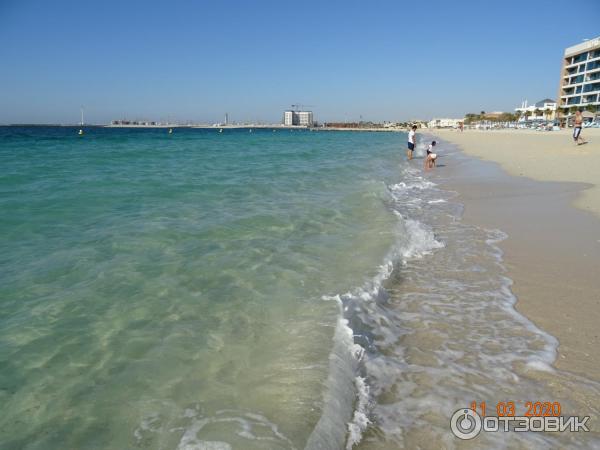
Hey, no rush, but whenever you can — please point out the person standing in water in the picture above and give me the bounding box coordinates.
[573,110,587,145]
[407,125,417,160]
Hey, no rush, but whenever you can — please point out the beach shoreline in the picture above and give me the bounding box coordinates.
[429,129,600,381]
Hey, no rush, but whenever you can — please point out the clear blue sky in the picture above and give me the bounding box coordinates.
[1,0,599,124]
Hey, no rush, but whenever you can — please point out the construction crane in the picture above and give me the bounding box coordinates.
[291,104,315,111]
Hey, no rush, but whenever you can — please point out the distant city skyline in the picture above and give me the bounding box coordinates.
[1,0,599,124]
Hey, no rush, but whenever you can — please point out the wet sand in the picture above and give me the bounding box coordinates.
[430,130,600,381]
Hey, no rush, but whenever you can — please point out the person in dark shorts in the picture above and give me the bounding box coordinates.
[407,125,417,160]
[573,110,587,145]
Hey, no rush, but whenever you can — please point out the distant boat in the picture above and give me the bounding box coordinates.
[249,129,253,133]
[219,129,223,133]
[78,129,84,136]
[168,128,173,134]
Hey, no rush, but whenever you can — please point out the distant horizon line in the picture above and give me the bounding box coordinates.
[0,119,439,127]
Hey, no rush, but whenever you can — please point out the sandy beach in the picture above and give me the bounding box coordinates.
[432,128,600,381]
[435,128,600,218]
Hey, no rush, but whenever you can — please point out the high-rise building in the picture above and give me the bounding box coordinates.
[283,110,314,127]
[296,111,313,126]
[557,37,600,123]
[283,111,294,126]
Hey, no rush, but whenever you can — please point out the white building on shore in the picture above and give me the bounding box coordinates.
[427,118,463,128]
[515,99,557,121]
[283,110,314,127]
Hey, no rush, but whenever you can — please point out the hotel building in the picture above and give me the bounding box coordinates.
[283,110,314,127]
[427,118,463,128]
[557,37,600,121]
[515,99,557,121]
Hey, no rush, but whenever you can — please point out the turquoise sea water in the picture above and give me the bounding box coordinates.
[0,127,404,449]
[6,127,600,449]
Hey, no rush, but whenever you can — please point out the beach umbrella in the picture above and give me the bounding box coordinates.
[581,111,594,118]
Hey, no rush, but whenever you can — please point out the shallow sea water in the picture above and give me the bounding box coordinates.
[1,127,599,449]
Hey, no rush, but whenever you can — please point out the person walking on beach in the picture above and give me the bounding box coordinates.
[407,125,417,160]
[573,110,587,145]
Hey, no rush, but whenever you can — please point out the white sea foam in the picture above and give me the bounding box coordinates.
[399,219,444,259]
[312,172,450,450]
[134,405,296,450]
[133,411,161,441]
[390,180,436,192]
[525,360,555,373]
[304,312,365,450]
[345,376,370,450]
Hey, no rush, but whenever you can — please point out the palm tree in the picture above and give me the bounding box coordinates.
[465,113,478,124]
[556,106,564,123]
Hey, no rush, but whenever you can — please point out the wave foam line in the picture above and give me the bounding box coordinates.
[306,224,444,449]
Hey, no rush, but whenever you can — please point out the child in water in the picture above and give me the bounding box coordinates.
[424,141,437,170]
